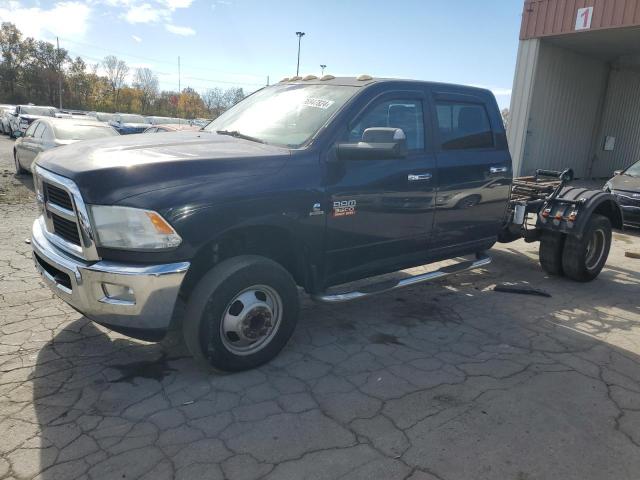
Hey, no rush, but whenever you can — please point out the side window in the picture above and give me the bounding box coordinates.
[350,99,425,151]
[435,102,493,150]
[24,122,38,137]
[33,123,46,139]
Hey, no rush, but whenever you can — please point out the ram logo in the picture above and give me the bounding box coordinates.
[333,200,357,217]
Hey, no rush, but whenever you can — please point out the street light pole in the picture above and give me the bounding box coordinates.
[295,31,305,76]
[320,64,326,76]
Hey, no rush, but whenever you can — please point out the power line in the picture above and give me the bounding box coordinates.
[58,36,266,80]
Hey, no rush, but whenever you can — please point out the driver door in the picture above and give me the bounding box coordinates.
[324,92,437,284]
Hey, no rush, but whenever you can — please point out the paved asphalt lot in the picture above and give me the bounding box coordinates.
[0,135,639,480]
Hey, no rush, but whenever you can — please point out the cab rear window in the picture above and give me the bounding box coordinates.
[436,102,493,150]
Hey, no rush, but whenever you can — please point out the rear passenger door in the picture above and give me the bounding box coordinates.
[430,92,511,252]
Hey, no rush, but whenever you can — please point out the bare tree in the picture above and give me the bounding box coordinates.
[103,55,128,110]
[133,67,158,113]
[202,87,225,117]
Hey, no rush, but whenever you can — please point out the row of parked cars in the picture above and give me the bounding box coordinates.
[1,103,208,174]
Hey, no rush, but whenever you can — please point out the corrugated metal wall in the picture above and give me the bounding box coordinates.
[507,39,540,176]
[521,0,640,39]
[593,68,640,176]
[521,41,608,177]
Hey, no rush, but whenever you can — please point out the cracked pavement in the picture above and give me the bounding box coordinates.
[0,137,639,479]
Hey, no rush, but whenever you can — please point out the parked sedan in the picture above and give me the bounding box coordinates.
[143,123,200,133]
[109,113,150,134]
[604,160,640,227]
[0,106,15,135]
[13,118,119,174]
[8,105,58,138]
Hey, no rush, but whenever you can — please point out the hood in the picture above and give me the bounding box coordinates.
[35,130,290,204]
[609,174,640,193]
[19,114,46,122]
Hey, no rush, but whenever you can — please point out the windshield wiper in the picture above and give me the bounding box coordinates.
[216,130,265,144]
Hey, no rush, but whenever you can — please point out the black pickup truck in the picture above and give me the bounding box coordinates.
[30,76,623,371]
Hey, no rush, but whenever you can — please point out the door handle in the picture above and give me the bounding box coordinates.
[408,173,432,182]
[489,166,508,174]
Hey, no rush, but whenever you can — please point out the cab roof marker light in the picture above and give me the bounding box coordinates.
[303,75,318,81]
[279,77,290,83]
[357,74,373,81]
[290,76,302,81]
[320,75,335,81]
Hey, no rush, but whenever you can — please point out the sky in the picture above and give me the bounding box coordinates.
[0,0,523,108]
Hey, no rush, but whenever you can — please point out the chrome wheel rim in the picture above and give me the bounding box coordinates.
[585,228,606,271]
[220,285,283,355]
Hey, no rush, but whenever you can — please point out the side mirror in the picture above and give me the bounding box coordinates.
[13,131,23,138]
[337,127,408,161]
[614,170,623,176]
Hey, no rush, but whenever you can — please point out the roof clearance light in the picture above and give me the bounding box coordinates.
[320,75,335,81]
[303,75,318,81]
[280,77,290,83]
[357,74,373,81]
[290,76,302,81]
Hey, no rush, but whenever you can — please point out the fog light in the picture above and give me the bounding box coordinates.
[102,283,135,303]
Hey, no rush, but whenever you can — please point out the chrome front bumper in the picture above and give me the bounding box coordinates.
[31,217,189,338]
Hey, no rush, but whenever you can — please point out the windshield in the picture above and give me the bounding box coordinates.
[119,114,146,123]
[22,106,55,116]
[625,160,640,177]
[205,84,358,147]
[54,124,119,140]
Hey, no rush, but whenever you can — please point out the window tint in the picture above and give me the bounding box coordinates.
[436,102,493,150]
[350,99,424,150]
[33,123,46,138]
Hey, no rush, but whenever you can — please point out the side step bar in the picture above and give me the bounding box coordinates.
[312,252,491,303]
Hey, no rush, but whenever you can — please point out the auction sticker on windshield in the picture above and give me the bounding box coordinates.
[304,98,335,109]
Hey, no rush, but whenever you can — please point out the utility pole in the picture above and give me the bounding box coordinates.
[177,56,181,119]
[56,37,62,109]
[295,31,305,76]
[320,64,326,76]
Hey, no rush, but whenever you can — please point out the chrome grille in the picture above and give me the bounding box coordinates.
[34,166,99,261]
[45,183,74,210]
[51,212,81,245]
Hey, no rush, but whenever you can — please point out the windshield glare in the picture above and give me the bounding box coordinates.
[206,84,358,147]
[54,124,118,140]
[22,106,55,116]
[625,160,640,177]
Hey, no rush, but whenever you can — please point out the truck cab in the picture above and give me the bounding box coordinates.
[30,76,617,371]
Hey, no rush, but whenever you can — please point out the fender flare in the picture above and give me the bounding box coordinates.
[540,187,623,237]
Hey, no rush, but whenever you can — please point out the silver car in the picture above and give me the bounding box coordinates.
[13,118,119,174]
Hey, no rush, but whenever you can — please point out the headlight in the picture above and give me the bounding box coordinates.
[89,205,182,250]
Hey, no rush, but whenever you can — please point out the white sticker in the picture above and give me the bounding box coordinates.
[303,98,335,109]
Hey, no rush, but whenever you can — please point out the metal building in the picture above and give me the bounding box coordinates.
[508,0,640,178]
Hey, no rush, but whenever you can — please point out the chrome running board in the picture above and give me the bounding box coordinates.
[312,253,491,303]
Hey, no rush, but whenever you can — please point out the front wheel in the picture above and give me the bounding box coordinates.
[182,255,300,371]
[562,214,612,282]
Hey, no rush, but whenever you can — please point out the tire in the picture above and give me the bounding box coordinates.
[539,230,565,276]
[562,214,612,282]
[14,150,27,175]
[182,255,300,372]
